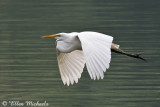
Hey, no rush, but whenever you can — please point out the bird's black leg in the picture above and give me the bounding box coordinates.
[111,49,146,61]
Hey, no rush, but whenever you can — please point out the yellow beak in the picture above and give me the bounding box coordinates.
[41,34,58,38]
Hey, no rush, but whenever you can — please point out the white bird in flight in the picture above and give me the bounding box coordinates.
[41,31,145,86]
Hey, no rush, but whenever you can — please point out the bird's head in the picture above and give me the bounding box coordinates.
[41,33,68,40]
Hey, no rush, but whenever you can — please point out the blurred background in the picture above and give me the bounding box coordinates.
[0,0,160,107]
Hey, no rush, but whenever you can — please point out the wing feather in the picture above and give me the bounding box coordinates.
[78,31,113,80]
[92,55,104,79]
[57,50,85,86]
[65,55,78,84]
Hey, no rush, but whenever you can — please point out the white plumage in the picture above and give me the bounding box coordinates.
[57,50,85,86]
[42,31,113,86]
[78,32,113,80]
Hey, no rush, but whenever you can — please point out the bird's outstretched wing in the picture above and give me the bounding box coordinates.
[57,50,85,86]
[78,31,113,80]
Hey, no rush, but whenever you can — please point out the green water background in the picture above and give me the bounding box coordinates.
[0,0,160,107]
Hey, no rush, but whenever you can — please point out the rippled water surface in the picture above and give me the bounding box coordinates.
[0,0,160,107]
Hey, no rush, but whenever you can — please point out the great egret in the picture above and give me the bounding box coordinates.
[41,31,145,86]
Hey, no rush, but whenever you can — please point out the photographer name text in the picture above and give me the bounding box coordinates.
[2,100,49,106]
